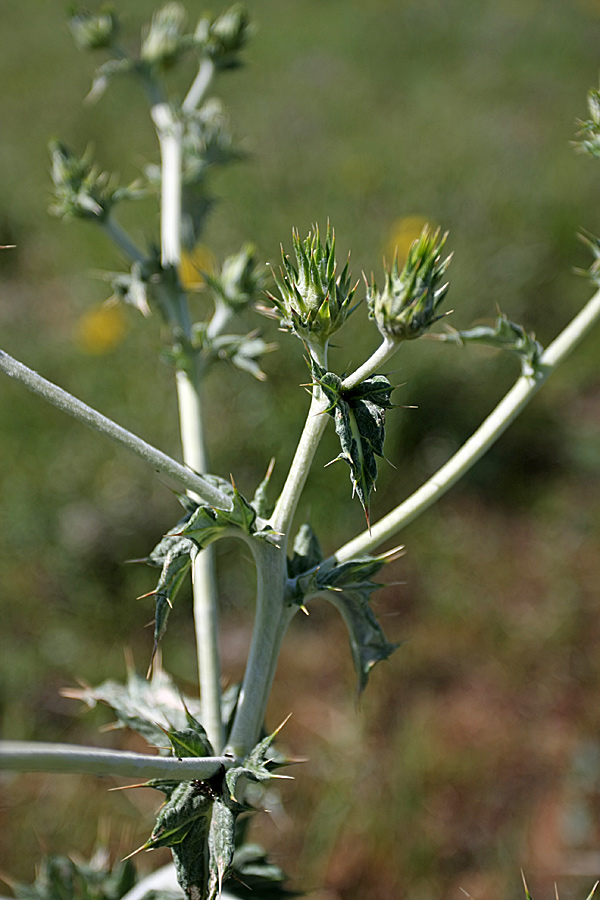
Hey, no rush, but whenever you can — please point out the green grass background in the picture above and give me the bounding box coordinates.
[3,1,600,897]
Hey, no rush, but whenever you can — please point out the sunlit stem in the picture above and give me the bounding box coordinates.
[269,342,330,542]
[335,287,600,561]
[153,98,223,752]
[341,335,398,390]
[0,741,232,781]
[0,349,231,509]
[183,58,215,112]
[225,541,292,758]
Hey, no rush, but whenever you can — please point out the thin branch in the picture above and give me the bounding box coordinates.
[0,741,231,781]
[335,286,600,562]
[269,344,330,540]
[0,349,232,511]
[183,58,215,112]
[341,335,398,390]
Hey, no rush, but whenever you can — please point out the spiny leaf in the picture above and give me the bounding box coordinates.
[292,552,402,692]
[166,708,213,758]
[287,523,324,579]
[8,851,136,900]
[313,361,395,523]
[63,665,202,749]
[437,314,543,377]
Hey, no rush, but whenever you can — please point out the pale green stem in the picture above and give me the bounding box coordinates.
[269,344,330,539]
[0,742,231,780]
[225,540,290,758]
[335,286,600,562]
[341,335,398,390]
[153,97,224,752]
[0,349,231,509]
[206,299,234,340]
[101,216,146,264]
[176,363,223,753]
[183,58,215,112]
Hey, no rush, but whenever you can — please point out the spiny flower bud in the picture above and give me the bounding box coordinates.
[68,5,118,51]
[268,224,358,348]
[194,5,250,69]
[141,2,187,69]
[367,225,452,342]
[48,141,143,222]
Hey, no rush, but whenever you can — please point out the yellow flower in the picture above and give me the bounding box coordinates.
[179,244,216,290]
[75,304,128,355]
[386,215,431,265]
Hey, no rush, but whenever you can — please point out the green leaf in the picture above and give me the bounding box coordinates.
[437,313,543,376]
[227,843,302,898]
[287,523,324,579]
[65,665,203,749]
[292,553,401,692]
[167,708,213,758]
[9,850,136,900]
[314,362,395,523]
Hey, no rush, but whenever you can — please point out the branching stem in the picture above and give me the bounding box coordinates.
[341,335,398,390]
[335,286,600,561]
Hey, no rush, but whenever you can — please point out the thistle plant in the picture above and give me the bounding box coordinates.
[3,5,600,899]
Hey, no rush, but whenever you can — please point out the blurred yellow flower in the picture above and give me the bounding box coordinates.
[75,304,128,355]
[179,244,216,290]
[386,215,432,264]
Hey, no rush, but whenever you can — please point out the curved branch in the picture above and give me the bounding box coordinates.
[335,286,600,561]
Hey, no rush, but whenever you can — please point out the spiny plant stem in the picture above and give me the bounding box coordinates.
[153,96,224,752]
[335,286,600,561]
[0,741,231,780]
[0,349,231,509]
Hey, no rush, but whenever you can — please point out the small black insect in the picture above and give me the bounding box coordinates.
[191,764,225,801]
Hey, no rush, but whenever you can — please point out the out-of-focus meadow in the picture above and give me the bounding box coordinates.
[3,0,600,897]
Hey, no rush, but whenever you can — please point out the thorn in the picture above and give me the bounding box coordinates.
[300,605,309,615]
[272,712,293,736]
[378,544,406,563]
[121,841,147,861]
[108,782,152,792]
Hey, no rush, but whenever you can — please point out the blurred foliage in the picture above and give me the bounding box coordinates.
[3,0,600,898]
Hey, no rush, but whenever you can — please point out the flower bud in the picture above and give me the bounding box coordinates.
[367,225,452,342]
[141,2,187,69]
[268,224,357,348]
[68,6,118,51]
[195,5,250,69]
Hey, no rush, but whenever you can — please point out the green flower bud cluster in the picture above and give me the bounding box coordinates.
[367,225,452,342]
[204,244,266,311]
[48,142,143,222]
[268,225,357,348]
[139,2,248,72]
[68,5,118,51]
[195,4,250,70]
